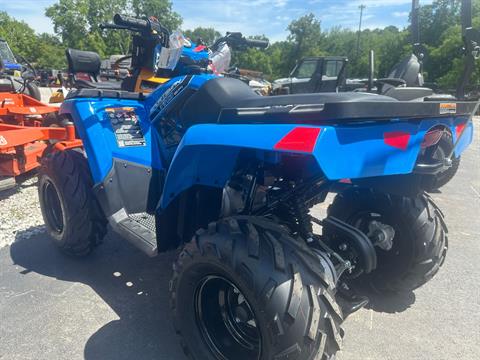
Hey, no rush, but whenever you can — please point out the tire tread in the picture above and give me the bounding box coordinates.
[170,216,344,360]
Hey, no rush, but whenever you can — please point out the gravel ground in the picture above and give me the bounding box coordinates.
[0,86,63,248]
[0,176,44,249]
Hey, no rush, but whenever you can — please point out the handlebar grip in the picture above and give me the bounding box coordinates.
[244,39,269,49]
[113,14,149,30]
[100,23,128,30]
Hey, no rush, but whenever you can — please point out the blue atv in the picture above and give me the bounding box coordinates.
[38,14,478,360]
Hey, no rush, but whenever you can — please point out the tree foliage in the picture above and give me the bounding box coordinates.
[45,0,181,56]
[0,0,478,91]
[233,0,479,89]
[0,11,66,69]
[183,27,221,45]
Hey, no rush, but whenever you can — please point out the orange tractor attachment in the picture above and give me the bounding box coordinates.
[0,93,82,190]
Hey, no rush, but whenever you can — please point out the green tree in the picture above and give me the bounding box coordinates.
[184,27,221,45]
[430,7,480,89]
[0,11,38,61]
[286,13,323,70]
[0,12,66,69]
[234,36,273,77]
[3,0,479,89]
[417,0,461,47]
[45,0,91,50]
[46,0,182,56]
[35,33,67,69]
[130,0,182,30]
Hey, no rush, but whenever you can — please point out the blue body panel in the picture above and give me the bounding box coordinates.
[60,73,474,210]
[3,61,22,71]
[181,45,209,62]
[159,118,472,207]
[454,120,473,157]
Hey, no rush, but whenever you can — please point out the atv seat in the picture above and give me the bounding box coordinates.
[177,77,471,126]
[375,54,436,101]
[66,48,122,90]
[179,77,397,126]
[382,87,434,101]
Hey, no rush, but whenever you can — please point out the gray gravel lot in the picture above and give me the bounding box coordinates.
[0,177,44,249]
[0,118,479,360]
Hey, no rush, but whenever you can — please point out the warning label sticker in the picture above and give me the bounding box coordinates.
[106,107,146,148]
[439,103,457,115]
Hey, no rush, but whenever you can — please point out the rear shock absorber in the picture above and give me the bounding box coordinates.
[292,196,314,242]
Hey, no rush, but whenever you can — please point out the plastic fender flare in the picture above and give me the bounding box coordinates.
[159,117,471,208]
[159,123,315,209]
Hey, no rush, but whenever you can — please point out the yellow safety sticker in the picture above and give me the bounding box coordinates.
[439,103,457,114]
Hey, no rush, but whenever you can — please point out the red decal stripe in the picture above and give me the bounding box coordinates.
[274,127,322,153]
[194,45,207,52]
[383,131,410,150]
[455,123,466,139]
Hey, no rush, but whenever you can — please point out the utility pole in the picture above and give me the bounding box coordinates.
[411,0,420,45]
[356,4,366,58]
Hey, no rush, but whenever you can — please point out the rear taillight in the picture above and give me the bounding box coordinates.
[456,123,466,138]
[274,127,322,153]
[421,129,444,149]
[383,131,411,150]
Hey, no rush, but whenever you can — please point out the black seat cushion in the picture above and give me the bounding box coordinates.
[66,48,122,90]
[179,77,396,126]
[66,48,102,76]
[387,54,422,87]
[383,87,434,101]
[379,54,423,94]
[74,79,122,90]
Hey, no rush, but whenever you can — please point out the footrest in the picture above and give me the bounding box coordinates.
[114,212,157,257]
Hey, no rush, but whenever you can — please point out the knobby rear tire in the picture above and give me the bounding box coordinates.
[328,188,448,294]
[170,216,344,360]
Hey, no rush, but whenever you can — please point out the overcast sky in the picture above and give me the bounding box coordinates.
[3,0,433,42]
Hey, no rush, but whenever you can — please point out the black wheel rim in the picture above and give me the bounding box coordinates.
[194,276,261,360]
[42,180,64,233]
[432,143,446,161]
[431,144,450,181]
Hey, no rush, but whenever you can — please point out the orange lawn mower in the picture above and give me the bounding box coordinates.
[0,92,82,191]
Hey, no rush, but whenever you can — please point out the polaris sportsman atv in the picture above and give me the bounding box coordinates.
[38,12,478,360]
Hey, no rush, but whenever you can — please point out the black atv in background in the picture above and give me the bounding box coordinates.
[271,56,350,95]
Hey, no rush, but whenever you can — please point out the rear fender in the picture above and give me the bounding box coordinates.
[161,116,473,209]
[452,119,473,157]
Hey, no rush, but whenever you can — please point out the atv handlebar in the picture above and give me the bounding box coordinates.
[212,32,269,51]
[113,14,149,31]
[99,23,130,31]
[243,38,269,49]
[101,14,170,40]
